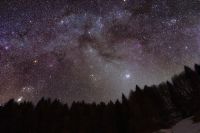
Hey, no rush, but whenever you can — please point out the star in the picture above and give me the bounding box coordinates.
[60,20,64,24]
[125,74,131,79]
[17,96,23,103]
[5,46,9,50]
[33,60,39,64]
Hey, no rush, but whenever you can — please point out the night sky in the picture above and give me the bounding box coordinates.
[0,0,200,104]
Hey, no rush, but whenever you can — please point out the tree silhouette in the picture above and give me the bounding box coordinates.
[0,64,200,133]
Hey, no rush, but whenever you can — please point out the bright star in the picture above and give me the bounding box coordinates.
[33,60,38,64]
[60,20,64,24]
[17,96,23,103]
[125,74,131,79]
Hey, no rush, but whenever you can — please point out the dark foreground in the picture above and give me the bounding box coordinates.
[1,64,200,133]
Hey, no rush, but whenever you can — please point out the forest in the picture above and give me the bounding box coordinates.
[1,64,200,133]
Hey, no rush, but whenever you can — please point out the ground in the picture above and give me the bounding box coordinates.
[155,117,200,133]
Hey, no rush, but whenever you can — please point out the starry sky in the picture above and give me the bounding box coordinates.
[0,0,200,104]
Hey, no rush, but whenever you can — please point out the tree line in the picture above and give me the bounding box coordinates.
[1,64,200,133]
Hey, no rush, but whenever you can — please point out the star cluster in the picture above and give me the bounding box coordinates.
[0,0,200,104]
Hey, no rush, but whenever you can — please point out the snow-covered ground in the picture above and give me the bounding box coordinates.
[172,117,200,133]
[155,117,200,133]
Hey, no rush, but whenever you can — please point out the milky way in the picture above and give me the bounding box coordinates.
[0,0,200,104]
